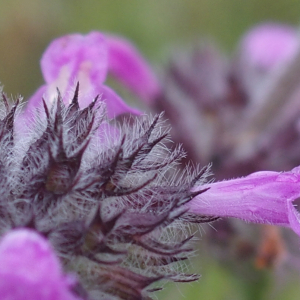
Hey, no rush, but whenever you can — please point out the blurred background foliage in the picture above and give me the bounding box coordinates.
[1,1,300,299]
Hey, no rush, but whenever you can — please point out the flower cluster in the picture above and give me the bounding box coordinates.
[152,22,300,269]
[154,23,300,178]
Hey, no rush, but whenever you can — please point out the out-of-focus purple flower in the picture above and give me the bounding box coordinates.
[234,23,300,104]
[188,167,300,237]
[26,31,159,118]
[0,229,81,300]
[239,23,299,71]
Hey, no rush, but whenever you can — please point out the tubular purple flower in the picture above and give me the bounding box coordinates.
[0,229,81,300]
[188,167,300,237]
[26,31,158,118]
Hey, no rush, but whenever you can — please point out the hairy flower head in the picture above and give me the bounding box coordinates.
[0,87,214,300]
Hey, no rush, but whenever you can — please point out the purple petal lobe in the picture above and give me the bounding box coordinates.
[188,170,300,236]
[0,229,81,300]
[41,32,108,86]
[101,85,141,118]
[107,35,160,104]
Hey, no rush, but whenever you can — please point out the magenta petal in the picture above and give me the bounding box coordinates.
[107,35,160,104]
[41,32,108,88]
[101,85,141,118]
[0,229,81,300]
[188,170,300,236]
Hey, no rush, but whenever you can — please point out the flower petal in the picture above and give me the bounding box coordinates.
[188,170,300,236]
[100,85,141,118]
[107,35,160,104]
[0,229,81,300]
[41,32,108,94]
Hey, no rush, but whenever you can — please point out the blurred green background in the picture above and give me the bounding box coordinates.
[1,1,300,299]
[1,0,300,99]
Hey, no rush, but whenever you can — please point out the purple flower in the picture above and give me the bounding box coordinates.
[239,23,298,71]
[188,167,300,236]
[25,31,159,118]
[0,229,81,300]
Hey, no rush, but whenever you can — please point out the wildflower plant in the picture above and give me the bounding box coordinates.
[3,28,300,300]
